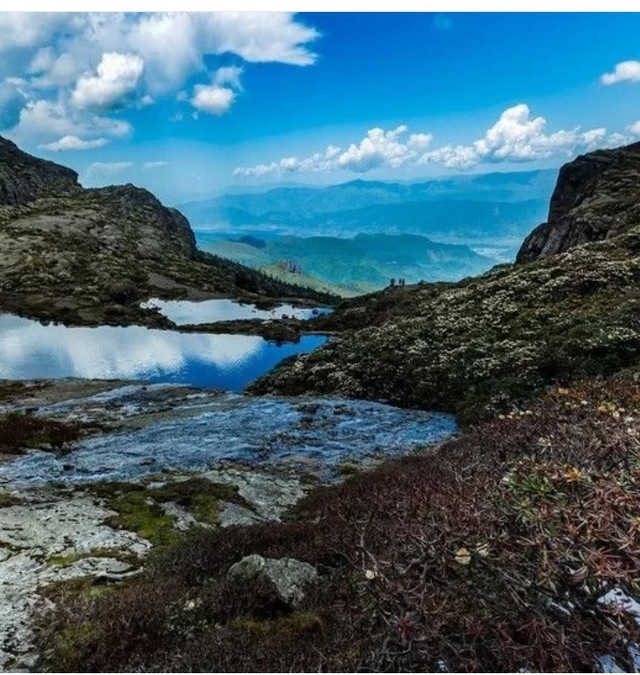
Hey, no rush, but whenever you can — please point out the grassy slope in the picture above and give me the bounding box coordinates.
[203,233,494,296]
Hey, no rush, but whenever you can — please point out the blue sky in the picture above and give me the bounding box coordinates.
[1,12,640,203]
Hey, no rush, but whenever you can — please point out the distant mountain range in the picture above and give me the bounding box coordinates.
[182,170,556,216]
[184,170,556,294]
[198,232,495,296]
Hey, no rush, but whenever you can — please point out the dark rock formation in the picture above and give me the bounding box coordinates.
[517,141,640,262]
[0,136,79,205]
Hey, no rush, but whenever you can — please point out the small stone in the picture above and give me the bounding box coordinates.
[454,547,471,566]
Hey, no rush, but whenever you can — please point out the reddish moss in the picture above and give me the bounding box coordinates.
[0,412,81,454]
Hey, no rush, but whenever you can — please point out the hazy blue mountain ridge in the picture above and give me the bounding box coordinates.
[199,232,495,295]
[181,170,557,219]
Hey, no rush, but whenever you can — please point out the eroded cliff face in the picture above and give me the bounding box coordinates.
[0,137,80,205]
[517,141,640,262]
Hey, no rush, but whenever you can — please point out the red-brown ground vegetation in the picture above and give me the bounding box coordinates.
[37,372,640,671]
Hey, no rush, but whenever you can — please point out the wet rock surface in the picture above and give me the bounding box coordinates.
[0,379,456,670]
[0,383,455,487]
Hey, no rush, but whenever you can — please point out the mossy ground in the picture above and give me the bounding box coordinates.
[46,548,141,569]
[87,477,254,545]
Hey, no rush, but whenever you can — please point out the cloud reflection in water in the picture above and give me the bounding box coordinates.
[0,315,326,391]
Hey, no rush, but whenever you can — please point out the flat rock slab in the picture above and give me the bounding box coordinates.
[0,495,148,555]
[203,467,307,522]
[0,489,149,670]
[219,501,265,528]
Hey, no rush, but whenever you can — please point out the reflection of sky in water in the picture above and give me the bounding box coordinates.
[141,298,325,326]
[0,315,326,391]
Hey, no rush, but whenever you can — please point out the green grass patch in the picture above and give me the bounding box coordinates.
[46,547,141,568]
[89,477,253,544]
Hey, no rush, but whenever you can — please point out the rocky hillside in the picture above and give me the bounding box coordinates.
[517,141,640,262]
[252,141,640,423]
[0,137,336,327]
[0,138,80,204]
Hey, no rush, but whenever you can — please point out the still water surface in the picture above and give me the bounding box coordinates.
[0,314,325,391]
[141,298,326,326]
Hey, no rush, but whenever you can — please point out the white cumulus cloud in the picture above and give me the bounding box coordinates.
[39,135,108,151]
[234,127,432,177]
[198,12,318,66]
[234,104,626,178]
[601,61,640,85]
[191,85,236,116]
[422,105,610,168]
[213,65,243,90]
[337,126,432,172]
[468,104,606,164]
[14,100,78,140]
[71,52,145,111]
[28,48,79,89]
[190,65,244,116]
[86,161,133,177]
[0,12,320,146]
[0,13,69,52]
[628,120,640,136]
[418,144,479,169]
[6,98,131,149]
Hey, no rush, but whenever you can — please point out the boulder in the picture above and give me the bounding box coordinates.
[227,554,317,607]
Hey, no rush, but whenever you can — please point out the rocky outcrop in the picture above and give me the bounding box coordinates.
[517,141,640,262]
[83,183,197,261]
[0,136,335,327]
[0,137,79,205]
[227,554,317,607]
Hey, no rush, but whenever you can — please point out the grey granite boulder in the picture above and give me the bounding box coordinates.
[227,554,317,607]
